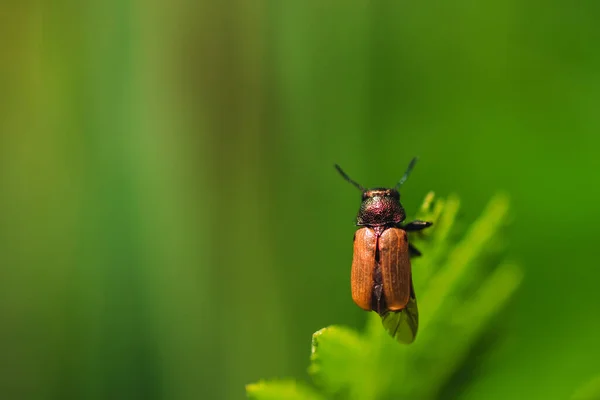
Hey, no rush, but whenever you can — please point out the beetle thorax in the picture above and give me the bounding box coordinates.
[356,188,406,226]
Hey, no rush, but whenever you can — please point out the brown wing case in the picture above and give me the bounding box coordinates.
[351,227,377,311]
[378,227,411,311]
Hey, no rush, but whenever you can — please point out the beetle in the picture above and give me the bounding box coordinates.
[335,157,432,343]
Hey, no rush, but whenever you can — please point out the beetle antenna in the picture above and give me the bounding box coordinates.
[334,164,365,191]
[395,157,418,190]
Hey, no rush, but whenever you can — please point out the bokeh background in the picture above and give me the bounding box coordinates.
[2,1,600,399]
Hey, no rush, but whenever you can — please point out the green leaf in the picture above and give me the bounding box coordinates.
[308,326,363,394]
[246,380,325,400]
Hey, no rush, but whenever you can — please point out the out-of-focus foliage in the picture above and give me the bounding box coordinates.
[571,375,600,400]
[248,194,522,399]
[1,1,600,399]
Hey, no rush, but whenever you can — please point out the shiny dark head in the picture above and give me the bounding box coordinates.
[357,188,405,226]
[335,158,418,227]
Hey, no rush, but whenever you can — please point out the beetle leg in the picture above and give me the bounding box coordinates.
[403,220,433,232]
[408,243,422,257]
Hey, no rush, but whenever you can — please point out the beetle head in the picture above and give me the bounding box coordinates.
[335,157,418,227]
[357,188,405,226]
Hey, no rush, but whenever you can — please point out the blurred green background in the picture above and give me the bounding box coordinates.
[2,1,600,399]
